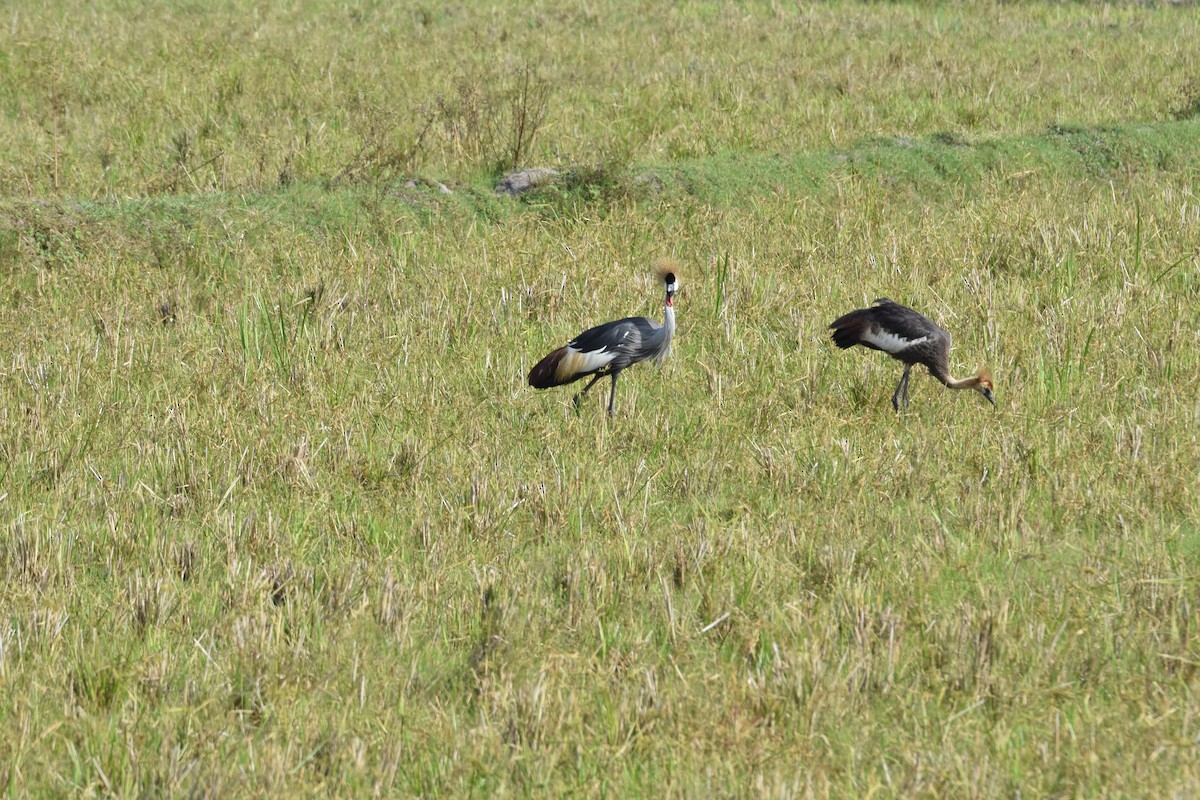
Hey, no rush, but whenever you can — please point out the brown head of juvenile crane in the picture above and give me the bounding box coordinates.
[528,262,679,417]
[830,298,994,411]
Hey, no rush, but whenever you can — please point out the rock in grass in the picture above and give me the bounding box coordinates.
[495,168,560,196]
[404,178,453,194]
[633,173,664,192]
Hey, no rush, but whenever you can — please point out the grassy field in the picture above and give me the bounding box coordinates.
[2,1,1200,797]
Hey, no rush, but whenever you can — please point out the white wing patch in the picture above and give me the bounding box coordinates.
[556,346,617,381]
[862,329,928,354]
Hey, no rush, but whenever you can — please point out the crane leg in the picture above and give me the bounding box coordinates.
[892,364,912,412]
[607,373,620,417]
[573,373,604,409]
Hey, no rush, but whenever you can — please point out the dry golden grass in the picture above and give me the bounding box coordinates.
[1,1,1200,797]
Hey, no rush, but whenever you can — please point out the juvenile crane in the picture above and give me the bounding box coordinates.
[528,264,679,416]
[830,298,994,411]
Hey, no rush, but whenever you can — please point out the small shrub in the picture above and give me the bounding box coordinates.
[429,64,551,173]
[330,101,433,186]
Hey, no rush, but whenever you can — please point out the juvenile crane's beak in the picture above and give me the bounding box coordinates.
[982,387,995,407]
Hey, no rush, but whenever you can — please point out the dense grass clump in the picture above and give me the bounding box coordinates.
[2,2,1200,797]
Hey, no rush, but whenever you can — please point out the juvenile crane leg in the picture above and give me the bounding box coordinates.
[573,373,605,409]
[892,364,913,412]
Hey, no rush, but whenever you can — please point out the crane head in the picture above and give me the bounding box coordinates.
[655,259,680,305]
[976,370,995,406]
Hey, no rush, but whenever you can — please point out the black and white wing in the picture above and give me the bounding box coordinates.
[528,317,648,388]
[860,299,948,354]
[831,298,948,357]
[568,316,645,364]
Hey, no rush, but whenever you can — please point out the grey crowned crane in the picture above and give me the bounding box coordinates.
[830,298,994,411]
[528,264,679,416]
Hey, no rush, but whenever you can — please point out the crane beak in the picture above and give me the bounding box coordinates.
[982,387,995,407]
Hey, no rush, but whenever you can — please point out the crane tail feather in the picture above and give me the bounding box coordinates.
[528,347,569,388]
[529,345,618,388]
[829,309,870,349]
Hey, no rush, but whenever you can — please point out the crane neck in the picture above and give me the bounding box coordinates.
[662,296,676,337]
[645,295,676,367]
[943,374,981,390]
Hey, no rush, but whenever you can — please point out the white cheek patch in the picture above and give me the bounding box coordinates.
[862,329,928,353]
